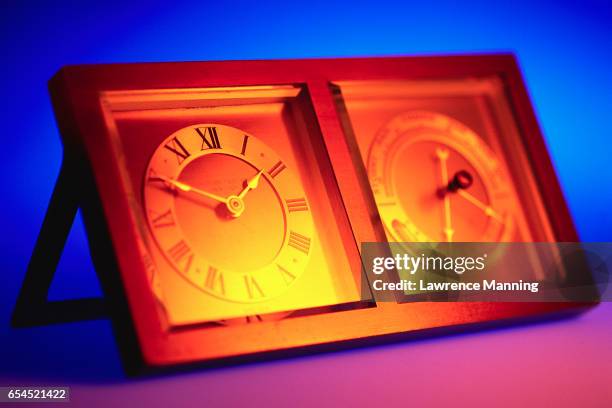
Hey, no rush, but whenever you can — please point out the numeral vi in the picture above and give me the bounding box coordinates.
[244,275,265,299]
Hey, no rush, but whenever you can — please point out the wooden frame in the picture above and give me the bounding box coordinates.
[13,55,591,373]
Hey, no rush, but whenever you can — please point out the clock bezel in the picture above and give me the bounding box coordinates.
[142,123,316,305]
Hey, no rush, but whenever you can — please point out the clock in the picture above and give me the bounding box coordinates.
[101,85,362,326]
[16,56,591,373]
[143,123,314,303]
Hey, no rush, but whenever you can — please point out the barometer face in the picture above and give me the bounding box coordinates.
[368,111,515,243]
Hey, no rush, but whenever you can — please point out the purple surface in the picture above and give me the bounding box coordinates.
[2,1,611,406]
[3,304,611,407]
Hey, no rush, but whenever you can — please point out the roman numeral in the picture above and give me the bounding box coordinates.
[195,126,222,150]
[268,161,286,178]
[243,275,264,299]
[151,209,174,228]
[288,231,311,254]
[142,252,155,275]
[164,137,190,164]
[240,135,249,155]
[277,264,296,285]
[286,198,308,213]
[204,266,225,295]
[246,315,263,323]
[167,240,194,273]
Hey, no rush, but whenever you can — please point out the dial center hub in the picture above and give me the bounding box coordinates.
[226,195,245,217]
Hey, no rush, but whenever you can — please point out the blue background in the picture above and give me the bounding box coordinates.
[1,0,611,405]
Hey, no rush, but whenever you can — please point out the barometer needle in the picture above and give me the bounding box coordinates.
[456,190,504,223]
[436,148,454,242]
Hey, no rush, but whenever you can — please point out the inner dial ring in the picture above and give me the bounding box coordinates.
[368,111,515,242]
[143,123,314,303]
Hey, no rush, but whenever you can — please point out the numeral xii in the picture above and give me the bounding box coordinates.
[195,126,222,150]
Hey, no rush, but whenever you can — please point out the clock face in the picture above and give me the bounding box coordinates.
[368,111,515,242]
[143,124,314,303]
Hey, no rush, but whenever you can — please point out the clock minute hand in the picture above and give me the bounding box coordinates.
[157,174,229,204]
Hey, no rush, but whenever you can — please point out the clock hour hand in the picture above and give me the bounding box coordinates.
[156,174,229,204]
[237,169,264,199]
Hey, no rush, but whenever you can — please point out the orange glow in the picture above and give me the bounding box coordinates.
[367,111,515,242]
[335,79,554,244]
[44,57,584,369]
[104,86,361,325]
